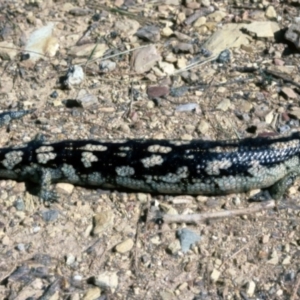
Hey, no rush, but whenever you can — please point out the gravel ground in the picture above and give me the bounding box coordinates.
[1,0,300,299]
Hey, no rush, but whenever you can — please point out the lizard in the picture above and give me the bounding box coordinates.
[0,109,299,203]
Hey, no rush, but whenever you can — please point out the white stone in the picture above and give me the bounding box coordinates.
[201,0,210,7]
[159,61,175,75]
[265,5,277,19]
[94,272,118,292]
[247,281,256,296]
[115,238,134,253]
[211,269,221,282]
[161,27,173,37]
[193,16,207,27]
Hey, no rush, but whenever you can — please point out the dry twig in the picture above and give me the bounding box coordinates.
[162,200,275,224]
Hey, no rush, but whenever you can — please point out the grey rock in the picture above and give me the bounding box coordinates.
[177,228,201,253]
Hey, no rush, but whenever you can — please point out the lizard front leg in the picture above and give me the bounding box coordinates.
[38,168,59,204]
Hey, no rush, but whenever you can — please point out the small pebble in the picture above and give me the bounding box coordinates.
[211,268,221,282]
[177,228,201,253]
[66,254,76,265]
[82,287,101,300]
[170,86,189,97]
[115,238,134,253]
[14,197,25,211]
[73,274,83,281]
[16,243,26,252]
[93,271,119,291]
[216,49,231,63]
[176,103,198,112]
[93,210,114,236]
[147,85,169,99]
[33,226,41,233]
[247,280,256,296]
[50,90,58,98]
[41,210,59,222]
[232,197,241,206]
[168,240,181,255]
[277,125,290,134]
[99,60,116,72]
[136,25,160,42]
[92,13,101,21]
[60,65,84,88]
[200,47,212,57]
